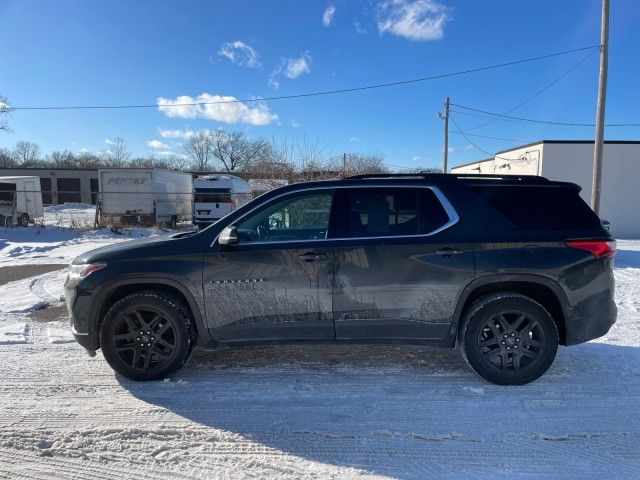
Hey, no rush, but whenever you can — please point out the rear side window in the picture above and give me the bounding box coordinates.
[472,186,601,231]
[341,187,450,238]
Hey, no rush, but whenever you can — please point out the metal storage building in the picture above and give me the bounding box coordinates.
[451,140,640,238]
[0,167,98,205]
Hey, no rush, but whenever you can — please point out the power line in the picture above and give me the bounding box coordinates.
[463,48,598,132]
[452,103,640,127]
[10,45,600,111]
[449,114,526,161]
[450,131,528,142]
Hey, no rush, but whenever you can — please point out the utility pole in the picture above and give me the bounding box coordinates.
[343,152,347,177]
[591,0,609,215]
[441,97,450,173]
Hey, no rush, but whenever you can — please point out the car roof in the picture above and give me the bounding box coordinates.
[265,174,580,195]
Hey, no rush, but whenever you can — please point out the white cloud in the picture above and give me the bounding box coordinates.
[290,119,301,128]
[284,54,312,78]
[322,5,336,26]
[377,0,450,41]
[156,93,278,126]
[349,137,360,143]
[269,53,312,89]
[155,150,187,159]
[147,140,171,150]
[354,20,367,34]
[104,139,114,145]
[218,41,261,68]
[158,128,196,139]
[412,155,423,161]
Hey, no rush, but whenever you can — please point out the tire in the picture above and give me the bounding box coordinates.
[100,290,195,381]
[18,213,30,227]
[460,293,558,385]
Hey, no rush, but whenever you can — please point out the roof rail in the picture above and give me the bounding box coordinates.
[344,172,551,183]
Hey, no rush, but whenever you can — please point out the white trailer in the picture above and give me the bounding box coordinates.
[0,176,44,227]
[98,169,193,228]
[193,174,253,228]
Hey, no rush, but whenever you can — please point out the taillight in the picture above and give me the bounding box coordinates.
[566,240,616,258]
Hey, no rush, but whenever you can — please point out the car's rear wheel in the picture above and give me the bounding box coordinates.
[100,290,195,381]
[461,293,558,385]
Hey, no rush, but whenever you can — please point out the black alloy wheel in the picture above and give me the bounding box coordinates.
[461,293,558,385]
[111,307,178,372]
[478,311,545,373]
[100,291,194,381]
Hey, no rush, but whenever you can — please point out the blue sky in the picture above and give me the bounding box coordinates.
[0,0,638,170]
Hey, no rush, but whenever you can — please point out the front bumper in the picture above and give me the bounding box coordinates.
[71,326,99,354]
[65,280,100,355]
[565,298,617,345]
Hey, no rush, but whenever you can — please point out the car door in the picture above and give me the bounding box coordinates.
[331,185,474,340]
[203,189,336,343]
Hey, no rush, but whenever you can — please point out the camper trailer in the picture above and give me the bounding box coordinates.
[193,175,253,228]
[0,176,44,227]
[97,169,193,228]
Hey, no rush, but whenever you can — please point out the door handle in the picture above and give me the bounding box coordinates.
[299,253,327,261]
[434,248,465,257]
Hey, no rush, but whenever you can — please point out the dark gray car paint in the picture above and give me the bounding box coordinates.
[66,177,616,354]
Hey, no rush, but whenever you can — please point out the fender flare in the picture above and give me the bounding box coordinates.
[450,273,569,340]
[90,275,209,346]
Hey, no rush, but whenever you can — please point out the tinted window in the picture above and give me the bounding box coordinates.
[344,188,450,238]
[472,186,601,230]
[236,193,332,243]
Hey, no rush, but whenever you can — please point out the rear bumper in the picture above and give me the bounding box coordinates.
[565,298,617,345]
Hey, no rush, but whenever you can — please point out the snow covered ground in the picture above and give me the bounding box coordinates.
[0,225,167,267]
[0,226,639,479]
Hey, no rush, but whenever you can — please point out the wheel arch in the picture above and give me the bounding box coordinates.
[453,275,569,345]
[91,277,208,349]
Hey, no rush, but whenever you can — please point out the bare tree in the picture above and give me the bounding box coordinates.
[336,152,388,177]
[13,141,42,166]
[47,150,77,168]
[211,130,270,172]
[184,131,213,171]
[101,137,130,167]
[166,154,189,171]
[0,148,17,167]
[0,95,10,132]
[76,152,102,169]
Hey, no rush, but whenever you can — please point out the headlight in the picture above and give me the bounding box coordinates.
[68,263,107,281]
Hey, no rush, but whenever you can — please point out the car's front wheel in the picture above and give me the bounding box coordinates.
[100,290,195,381]
[461,293,558,385]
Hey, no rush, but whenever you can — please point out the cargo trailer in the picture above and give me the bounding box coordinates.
[0,176,44,227]
[97,169,193,228]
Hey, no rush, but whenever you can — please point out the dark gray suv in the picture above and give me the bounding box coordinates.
[65,173,617,385]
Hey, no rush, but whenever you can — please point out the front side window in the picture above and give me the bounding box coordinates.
[235,192,333,243]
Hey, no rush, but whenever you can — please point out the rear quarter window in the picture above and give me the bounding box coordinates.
[472,185,602,231]
[333,187,451,238]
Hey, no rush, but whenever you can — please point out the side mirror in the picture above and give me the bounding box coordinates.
[218,225,239,245]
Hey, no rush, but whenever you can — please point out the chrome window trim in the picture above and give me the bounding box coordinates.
[211,184,459,247]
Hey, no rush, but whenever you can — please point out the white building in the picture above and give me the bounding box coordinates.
[451,140,640,238]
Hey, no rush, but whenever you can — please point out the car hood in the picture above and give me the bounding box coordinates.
[72,231,199,264]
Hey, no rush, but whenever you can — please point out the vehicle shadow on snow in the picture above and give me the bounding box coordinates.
[119,342,640,478]
[615,248,640,268]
